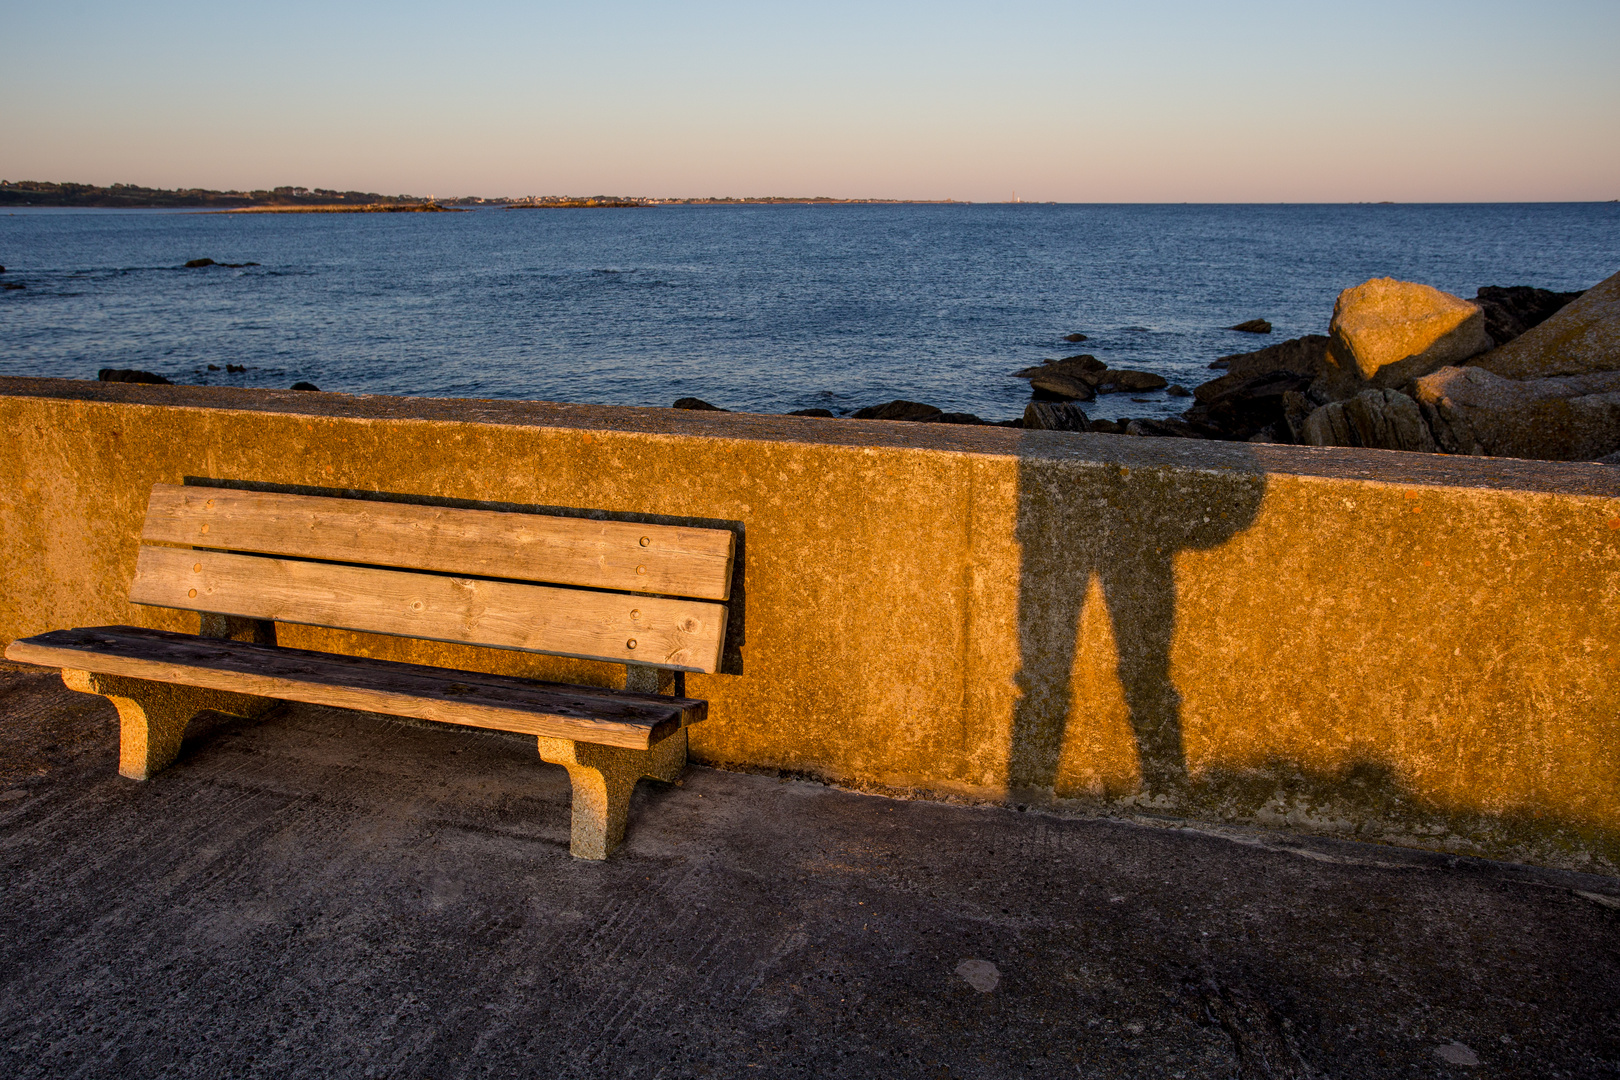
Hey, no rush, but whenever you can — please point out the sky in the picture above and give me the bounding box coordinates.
[3,0,1618,202]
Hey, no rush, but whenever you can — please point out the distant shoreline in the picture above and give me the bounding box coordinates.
[221,203,460,214]
[0,180,975,210]
[0,181,442,211]
[9,181,1610,212]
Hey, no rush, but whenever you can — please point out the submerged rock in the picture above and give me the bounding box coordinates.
[1166,384,1191,397]
[787,408,835,418]
[1315,278,1492,397]
[290,381,320,391]
[1228,319,1272,334]
[97,368,171,384]
[184,258,216,268]
[672,397,728,411]
[852,400,942,421]
[1063,332,1088,342]
[1023,401,1091,432]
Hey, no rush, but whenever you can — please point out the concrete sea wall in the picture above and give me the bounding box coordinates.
[3,377,1618,872]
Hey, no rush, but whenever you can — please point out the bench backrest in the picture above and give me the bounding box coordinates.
[129,485,735,673]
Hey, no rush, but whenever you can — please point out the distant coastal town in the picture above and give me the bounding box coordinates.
[0,180,971,211]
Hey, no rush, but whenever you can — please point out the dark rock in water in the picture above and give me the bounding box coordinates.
[1058,353,1106,369]
[183,257,258,269]
[1095,370,1168,393]
[1228,319,1273,334]
[1210,334,1330,379]
[1188,369,1315,441]
[2,282,24,290]
[97,368,171,384]
[1166,384,1191,397]
[673,397,727,411]
[787,408,835,418]
[1023,401,1090,432]
[206,364,220,371]
[226,363,246,373]
[1012,354,1105,379]
[1029,372,1096,401]
[1125,418,1207,439]
[0,265,6,273]
[1474,285,1585,346]
[1063,332,1088,342]
[290,381,320,391]
[933,412,987,425]
[1087,418,1125,434]
[852,400,943,422]
[994,417,1025,428]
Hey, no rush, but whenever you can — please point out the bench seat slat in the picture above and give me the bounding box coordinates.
[5,626,705,750]
[141,485,736,600]
[131,546,727,673]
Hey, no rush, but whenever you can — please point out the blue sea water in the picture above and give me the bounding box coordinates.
[1,203,1616,423]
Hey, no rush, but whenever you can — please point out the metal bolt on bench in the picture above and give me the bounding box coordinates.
[5,484,735,860]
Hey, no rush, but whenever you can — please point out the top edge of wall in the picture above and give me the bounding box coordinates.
[4,376,1617,498]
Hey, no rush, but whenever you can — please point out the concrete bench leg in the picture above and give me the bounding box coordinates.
[59,669,273,780]
[537,730,688,860]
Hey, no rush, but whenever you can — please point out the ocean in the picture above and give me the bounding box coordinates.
[1,203,1616,424]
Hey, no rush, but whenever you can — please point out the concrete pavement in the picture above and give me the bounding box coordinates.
[1,660,1617,1079]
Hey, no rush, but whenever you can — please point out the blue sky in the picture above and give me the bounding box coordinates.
[3,0,1617,201]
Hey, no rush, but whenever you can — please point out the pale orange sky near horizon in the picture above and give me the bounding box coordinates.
[3,0,1618,202]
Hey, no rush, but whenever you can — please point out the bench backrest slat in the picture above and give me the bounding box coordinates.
[141,485,735,601]
[130,546,728,673]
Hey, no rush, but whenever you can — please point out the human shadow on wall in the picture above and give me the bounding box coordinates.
[1009,438,1267,800]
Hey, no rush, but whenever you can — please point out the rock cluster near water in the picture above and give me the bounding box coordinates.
[1160,271,1615,462]
[98,368,172,384]
[672,268,1615,463]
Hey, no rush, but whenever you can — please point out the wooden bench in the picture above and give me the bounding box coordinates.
[4,484,735,859]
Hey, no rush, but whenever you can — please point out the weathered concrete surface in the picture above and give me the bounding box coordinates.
[2,378,1619,874]
[2,662,1618,1079]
